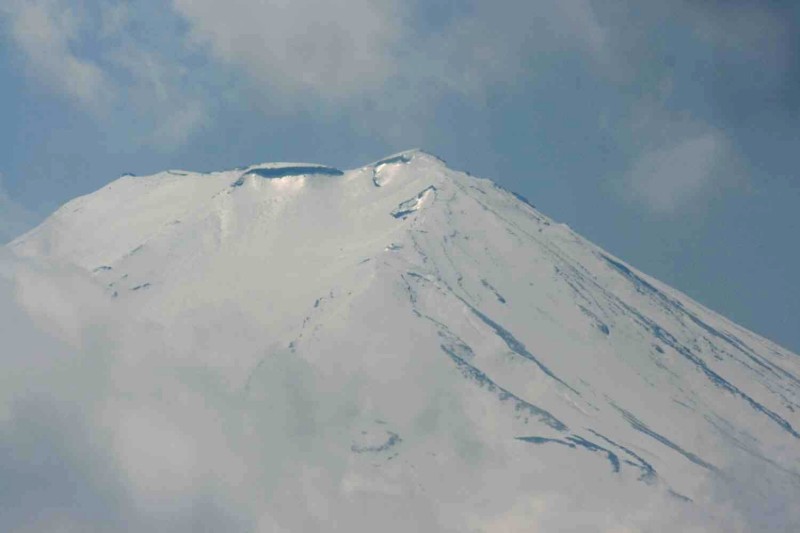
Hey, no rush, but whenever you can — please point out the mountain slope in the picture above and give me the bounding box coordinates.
[5,150,800,531]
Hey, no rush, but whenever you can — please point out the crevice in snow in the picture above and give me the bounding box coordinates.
[232,165,343,186]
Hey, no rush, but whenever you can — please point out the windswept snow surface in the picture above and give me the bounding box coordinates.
[3,149,800,531]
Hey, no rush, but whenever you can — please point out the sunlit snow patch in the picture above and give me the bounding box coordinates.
[372,155,412,187]
[374,154,412,167]
[391,186,437,219]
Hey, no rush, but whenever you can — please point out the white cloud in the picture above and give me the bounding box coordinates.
[172,0,404,102]
[98,1,130,39]
[420,0,607,100]
[688,2,788,57]
[169,0,609,106]
[1,0,208,150]
[1,0,612,146]
[2,0,112,108]
[624,132,726,214]
[554,1,609,59]
[148,99,208,150]
[106,44,209,149]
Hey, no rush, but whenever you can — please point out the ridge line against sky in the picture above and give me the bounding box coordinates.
[0,0,798,352]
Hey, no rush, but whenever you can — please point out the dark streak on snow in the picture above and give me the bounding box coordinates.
[403,267,579,405]
[602,254,800,388]
[613,404,718,472]
[587,429,657,483]
[444,349,568,432]
[438,331,476,362]
[391,186,437,219]
[606,287,800,439]
[467,305,581,396]
[400,273,419,306]
[547,253,800,438]
[516,434,621,473]
[668,490,693,503]
[481,279,507,304]
[579,305,610,336]
[351,432,402,454]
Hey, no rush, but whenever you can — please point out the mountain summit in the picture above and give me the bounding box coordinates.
[6,150,800,531]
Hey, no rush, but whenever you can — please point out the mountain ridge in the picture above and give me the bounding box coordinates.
[5,150,800,531]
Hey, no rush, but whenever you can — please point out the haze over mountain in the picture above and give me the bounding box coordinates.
[2,150,799,532]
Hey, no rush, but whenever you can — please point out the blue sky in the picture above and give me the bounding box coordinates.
[0,0,798,352]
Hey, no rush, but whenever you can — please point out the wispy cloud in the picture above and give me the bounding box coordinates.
[171,0,404,102]
[0,0,209,150]
[0,174,37,244]
[167,0,610,108]
[104,43,209,150]
[2,0,112,109]
[3,0,795,153]
[623,132,727,215]
[405,0,608,101]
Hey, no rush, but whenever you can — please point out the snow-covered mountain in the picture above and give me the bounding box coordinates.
[4,150,799,532]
